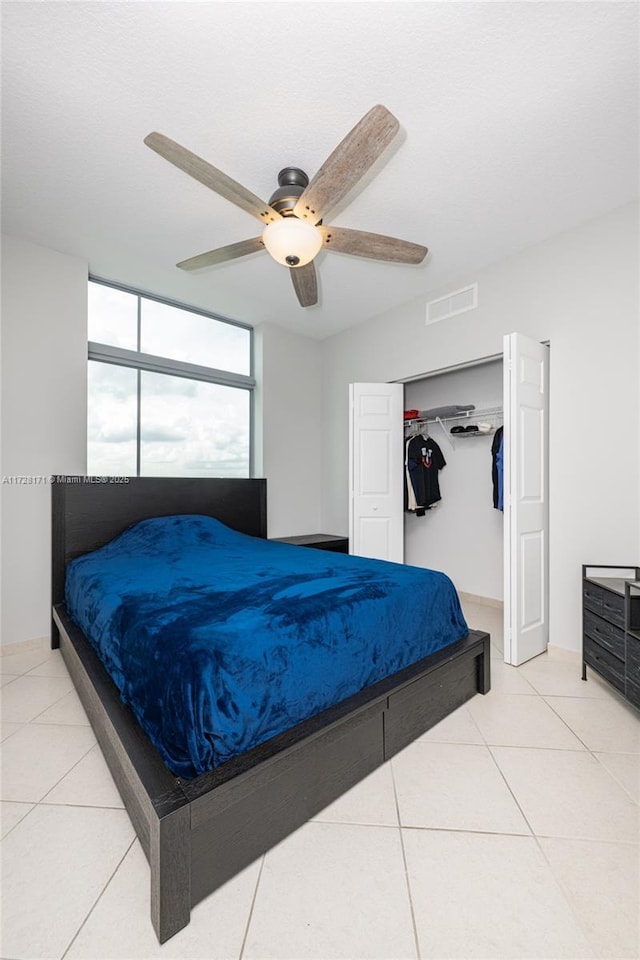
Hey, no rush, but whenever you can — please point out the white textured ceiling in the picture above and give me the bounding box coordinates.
[2,2,638,339]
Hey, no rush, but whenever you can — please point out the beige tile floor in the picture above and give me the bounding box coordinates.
[1,601,638,960]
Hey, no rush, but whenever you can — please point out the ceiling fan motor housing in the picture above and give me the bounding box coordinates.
[268,167,309,217]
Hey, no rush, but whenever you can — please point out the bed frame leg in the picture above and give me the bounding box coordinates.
[477,635,491,694]
[150,805,191,943]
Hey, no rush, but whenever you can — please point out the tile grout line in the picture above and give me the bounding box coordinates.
[0,653,54,678]
[238,853,266,960]
[531,831,640,847]
[0,670,66,690]
[389,760,422,960]
[433,665,601,754]
[527,828,607,958]
[471,645,608,735]
[30,719,92,728]
[590,754,640,805]
[0,721,27,745]
[0,798,128,847]
[540,694,640,784]
[37,799,126,812]
[486,703,639,845]
[310,815,401,828]
[485,743,536,838]
[399,822,640,845]
[59,835,138,960]
[29,736,98,807]
[485,720,636,843]
[26,662,72,680]
[0,801,36,842]
[463,702,488,744]
[546,715,640,813]
[454,741,596,754]
[1,679,77,727]
[400,822,533,840]
[22,680,79,725]
[1,731,97,823]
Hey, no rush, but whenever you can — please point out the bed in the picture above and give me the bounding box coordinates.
[51,476,490,942]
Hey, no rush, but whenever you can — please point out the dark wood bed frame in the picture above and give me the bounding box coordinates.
[51,476,491,943]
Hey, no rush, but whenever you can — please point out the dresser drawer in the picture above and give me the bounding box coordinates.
[583,610,625,661]
[583,636,625,693]
[583,581,603,614]
[601,590,625,628]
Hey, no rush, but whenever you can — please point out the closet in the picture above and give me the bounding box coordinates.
[403,359,504,605]
[349,333,549,666]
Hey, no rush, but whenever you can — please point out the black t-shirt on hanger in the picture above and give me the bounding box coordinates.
[406,434,446,510]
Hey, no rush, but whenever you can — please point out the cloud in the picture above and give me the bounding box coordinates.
[141,426,187,442]
[99,425,137,443]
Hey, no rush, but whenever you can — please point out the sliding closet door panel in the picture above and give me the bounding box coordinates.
[349,383,404,563]
[503,334,549,666]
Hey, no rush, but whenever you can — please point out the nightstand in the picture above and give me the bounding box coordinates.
[271,533,349,554]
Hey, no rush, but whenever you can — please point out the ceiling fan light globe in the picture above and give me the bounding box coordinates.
[262,218,322,268]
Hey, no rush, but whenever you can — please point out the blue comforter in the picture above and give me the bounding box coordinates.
[65,515,468,778]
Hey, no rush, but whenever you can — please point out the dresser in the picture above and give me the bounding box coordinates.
[582,565,640,708]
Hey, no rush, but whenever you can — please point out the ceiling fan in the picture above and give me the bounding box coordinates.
[144,105,428,308]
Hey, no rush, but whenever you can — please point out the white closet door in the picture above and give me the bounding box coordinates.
[349,382,404,562]
[503,333,549,665]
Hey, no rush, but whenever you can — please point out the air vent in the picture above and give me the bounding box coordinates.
[426,283,478,325]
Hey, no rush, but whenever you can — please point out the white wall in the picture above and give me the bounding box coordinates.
[254,322,323,538]
[321,202,639,652]
[404,360,504,600]
[1,235,88,646]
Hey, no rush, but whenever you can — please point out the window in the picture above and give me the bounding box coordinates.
[88,279,254,477]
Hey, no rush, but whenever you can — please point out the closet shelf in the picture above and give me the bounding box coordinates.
[404,406,503,450]
[404,405,503,427]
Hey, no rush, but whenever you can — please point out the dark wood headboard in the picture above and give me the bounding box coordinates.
[51,476,267,609]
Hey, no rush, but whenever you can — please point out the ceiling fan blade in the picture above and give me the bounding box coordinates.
[290,262,318,307]
[177,237,264,271]
[293,105,399,225]
[144,132,281,225]
[321,226,427,264]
